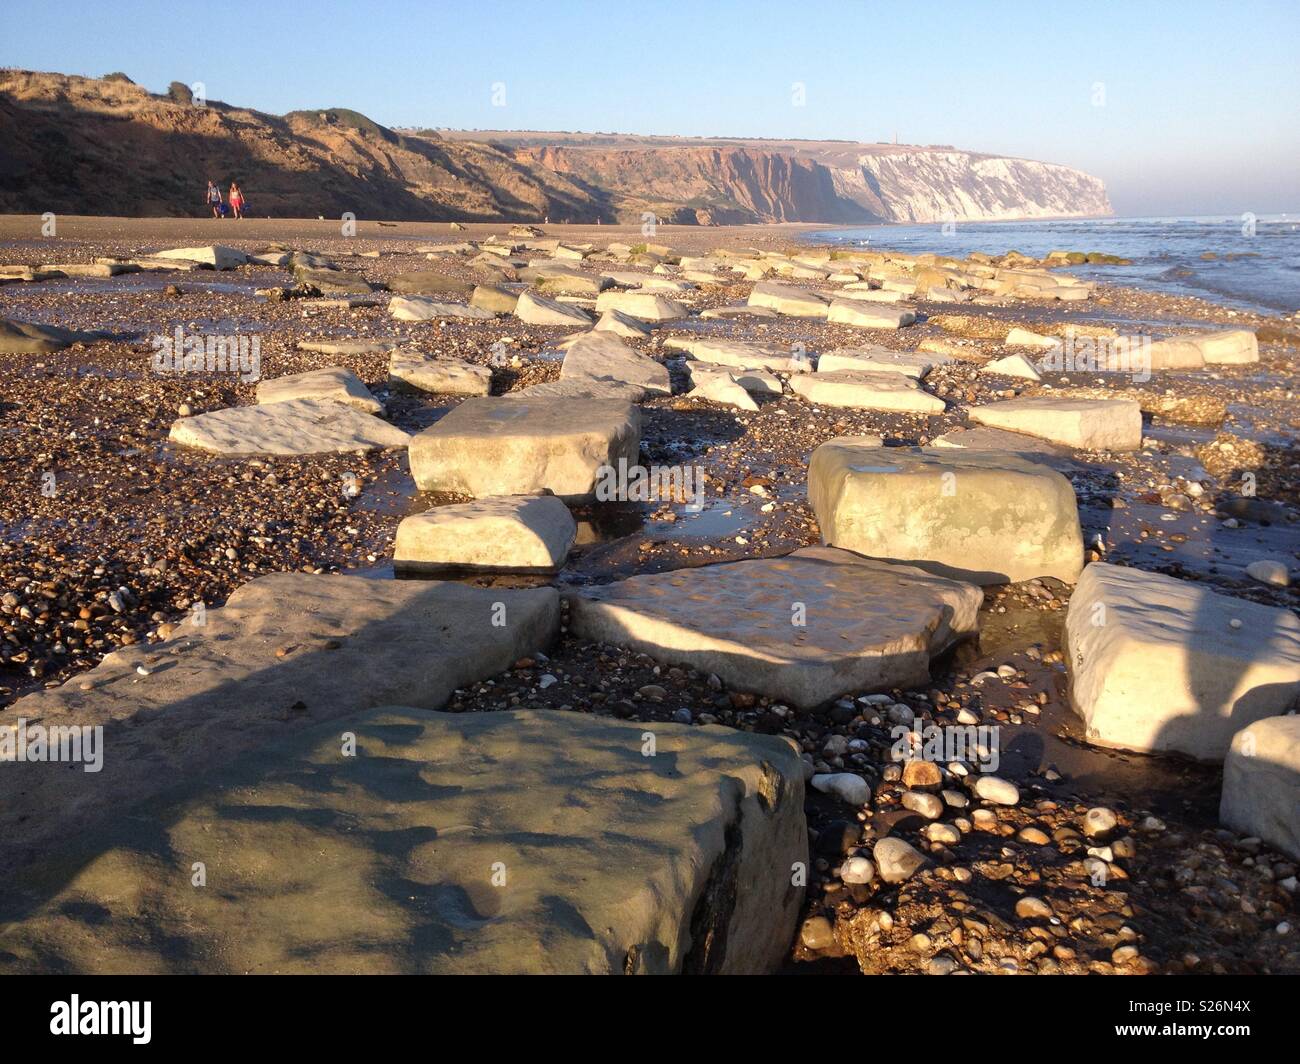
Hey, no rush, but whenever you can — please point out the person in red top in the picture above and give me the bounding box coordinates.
[228,182,245,219]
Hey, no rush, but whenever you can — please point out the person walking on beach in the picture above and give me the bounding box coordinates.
[206,180,223,218]
[228,181,245,220]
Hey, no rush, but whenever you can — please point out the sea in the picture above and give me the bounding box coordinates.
[808,214,1300,316]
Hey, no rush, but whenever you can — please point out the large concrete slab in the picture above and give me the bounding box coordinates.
[408,396,640,501]
[699,305,779,320]
[817,346,944,378]
[471,284,521,314]
[1146,338,1206,371]
[687,368,760,411]
[1220,715,1300,859]
[789,370,945,413]
[394,495,577,573]
[1004,327,1062,350]
[298,339,396,357]
[557,332,670,399]
[833,286,907,304]
[825,301,917,329]
[747,281,830,318]
[504,378,647,402]
[389,351,492,396]
[929,426,1078,469]
[637,276,694,294]
[665,336,803,373]
[686,363,781,396]
[389,294,496,321]
[594,290,690,321]
[0,574,559,877]
[387,271,473,297]
[0,707,805,975]
[969,397,1142,451]
[169,398,411,456]
[1064,563,1300,760]
[1191,329,1259,365]
[535,270,613,297]
[152,245,248,269]
[0,318,110,354]
[514,290,594,325]
[566,546,980,709]
[982,354,1042,381]
[295,267,376,295]
[808,439,1083,584]
[256,367,383,415]
[594,309,653,338]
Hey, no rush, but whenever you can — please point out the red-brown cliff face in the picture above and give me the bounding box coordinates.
[515,142,1110,225]
[0,71,599,221]
[0,71,1110,224]
[521,144,871,224]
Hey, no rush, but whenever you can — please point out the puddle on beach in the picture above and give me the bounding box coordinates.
[1223,404,1298,447]
[352,463,419,517]
[960,604,1222,824]
[1141,422,1218,448]
[348,486,763,588]
[1080,498,1297,585]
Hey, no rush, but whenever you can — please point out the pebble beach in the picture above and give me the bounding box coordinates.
[0,213,1296,976]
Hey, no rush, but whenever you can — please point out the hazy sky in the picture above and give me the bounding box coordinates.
[3,0,1297,215]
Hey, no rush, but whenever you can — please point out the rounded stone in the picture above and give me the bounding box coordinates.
[800,915,836,951]
[1083,807,1119,838]
[840,855,876,885]
[901,791,944,819]
[873,837,930,883]
[1015,896,1053,920]
[901,759,943,790]
[1245,559,1290,587]
[810,772,871,807]
[923,822,961,845]
[972,775,1020,805]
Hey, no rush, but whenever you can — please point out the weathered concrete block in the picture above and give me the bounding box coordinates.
[825,301,917,329]
[394,495,576,573]
[256,367,383,414]
[557,332,670,399]
[1220,715,1300,859]
[0,708,806,974]
[169,398,410,456]
[0,574,560,876]
[594,290,689,320]
[566,546,980,709]
[969,397,1142,451]
[408,396,641,501]
[747,281,830,318]
[388,351,492,396]
[1065,563,1300,760]
[808,439,1083,584]
[790,371,945,413]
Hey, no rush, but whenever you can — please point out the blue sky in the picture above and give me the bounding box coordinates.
[3,0,1297,214]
